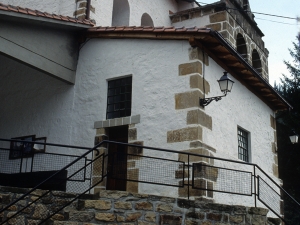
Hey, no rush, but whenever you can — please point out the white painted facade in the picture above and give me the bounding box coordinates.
[0,37,279,207]
[0,0,283,218]
[0,0,75,17]
[0,0,195,26]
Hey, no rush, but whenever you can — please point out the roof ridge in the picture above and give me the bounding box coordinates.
[0,2,95,26]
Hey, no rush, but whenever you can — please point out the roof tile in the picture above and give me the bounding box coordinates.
[133,27,143,31]
[88,26,212,35]
[7,5,18,12]
[27,9,37,16]
[164,27,176,32]
[0,5,7,11]
[124,27,134,31]
[106,27,116,31]
[115,27,125,31]
[17,7,28,14]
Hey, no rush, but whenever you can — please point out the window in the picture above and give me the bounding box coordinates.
[238,127,250,162]
[236,33,248,60]
[252,49,262,74]
[141,13,154,26]
[107,77,132,119]
[112,0,130,26]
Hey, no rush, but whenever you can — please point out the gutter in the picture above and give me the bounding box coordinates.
[86,0,91,20]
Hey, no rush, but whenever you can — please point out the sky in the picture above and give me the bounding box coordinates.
[196,0,300,86]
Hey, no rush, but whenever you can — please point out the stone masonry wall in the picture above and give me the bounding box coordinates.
[0,187,280,225]
[171,4,269,81]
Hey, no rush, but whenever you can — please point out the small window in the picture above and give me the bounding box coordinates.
[141,13,154,26]
[237,33,247,60]
[107,77,132,120]
[237,127,250,162]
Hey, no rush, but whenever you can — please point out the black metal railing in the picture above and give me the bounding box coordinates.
[0,139,299,225]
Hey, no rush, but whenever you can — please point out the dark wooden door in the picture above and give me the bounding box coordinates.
[106,125,128,191]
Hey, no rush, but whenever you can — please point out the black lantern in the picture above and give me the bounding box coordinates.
[289,130,299,144]
[200,72,234,107]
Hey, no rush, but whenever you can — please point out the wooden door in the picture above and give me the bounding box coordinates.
[106,125,128,191]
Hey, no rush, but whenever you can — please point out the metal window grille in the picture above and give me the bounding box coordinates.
[238,128,249,162]
[107,77,132,119]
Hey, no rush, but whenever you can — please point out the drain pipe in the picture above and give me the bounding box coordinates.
[85,0,91,20]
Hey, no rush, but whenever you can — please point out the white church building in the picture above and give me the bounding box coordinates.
[0,0,292,220]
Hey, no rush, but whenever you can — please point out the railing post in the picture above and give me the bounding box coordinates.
[188,154,190,200]
[19,154,23,173]
[253,165,257,208]
[30,154,34,173]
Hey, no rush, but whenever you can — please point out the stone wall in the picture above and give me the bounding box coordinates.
[0,186,280,225]
[170,3,270,81]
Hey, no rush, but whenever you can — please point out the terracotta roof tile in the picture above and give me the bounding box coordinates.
[88,26,211,34]
[96,27,108,31]
[134,27,146,31]
[124,27,134,31]
[186,26,199,32]
[115,27,125,31]
[106,27,116,31]
[164,28,176,32]
[87,26,213,38]
[17,7,28,14]
[60,15,69,22]
[27,8,37,16]
[175,27,187,32]
[153,27,165,32]
[0,3,95,26]
[8,5,18,12]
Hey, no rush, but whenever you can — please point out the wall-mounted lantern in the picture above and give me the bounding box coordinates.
[200,72,234,107]
[289,129,299,144]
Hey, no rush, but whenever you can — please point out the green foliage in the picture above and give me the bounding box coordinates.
[275,36,300,127]
[275,36,300,225]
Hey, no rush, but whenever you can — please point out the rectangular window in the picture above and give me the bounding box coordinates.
[107,77,132,119]
[238,127,250,162]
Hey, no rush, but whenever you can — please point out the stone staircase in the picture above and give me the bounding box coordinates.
[0,186,281,225]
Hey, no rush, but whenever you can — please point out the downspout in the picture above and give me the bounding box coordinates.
[86,0,91,20]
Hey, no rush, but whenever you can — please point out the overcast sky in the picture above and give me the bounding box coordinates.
[197,0,300,86]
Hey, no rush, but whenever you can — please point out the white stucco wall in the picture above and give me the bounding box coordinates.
[0,36,279,213]
[0,55,76,147]
[0,0,76,17]
[76,38,278,209]
[172,15,211,28]
[1,0,196,27]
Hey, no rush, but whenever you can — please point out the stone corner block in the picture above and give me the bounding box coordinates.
[190,74,210,94]
[167,126,202,143]
[175,90,203,110]
[189,47,209,66]
[187,109,212,130]
[179,61,202,76]
[131,115,141,124]
[209,11,227,23]
[94,120,103,129]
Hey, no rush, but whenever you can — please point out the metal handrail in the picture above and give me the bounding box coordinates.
[0,139,104,222]
[0,139,299,225]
